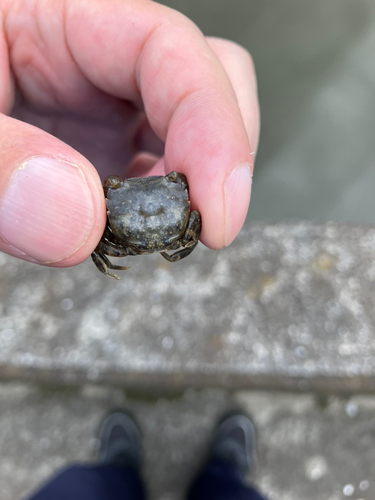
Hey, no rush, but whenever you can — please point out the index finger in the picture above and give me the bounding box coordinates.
[65,0,255,249]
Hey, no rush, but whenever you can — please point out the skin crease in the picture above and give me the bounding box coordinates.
[0,0,259,268]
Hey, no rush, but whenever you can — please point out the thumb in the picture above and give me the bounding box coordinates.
[0,115,105,267]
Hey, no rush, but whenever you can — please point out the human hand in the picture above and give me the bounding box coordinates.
[0,0,259,268]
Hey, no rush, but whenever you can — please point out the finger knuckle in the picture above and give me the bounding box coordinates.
[209,37,255,70]
[225,40,255,70]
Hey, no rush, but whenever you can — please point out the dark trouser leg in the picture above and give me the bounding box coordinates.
[187,461,267,500]
[27,464,146,500]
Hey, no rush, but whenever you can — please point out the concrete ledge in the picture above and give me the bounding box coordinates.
[1,221,375,393]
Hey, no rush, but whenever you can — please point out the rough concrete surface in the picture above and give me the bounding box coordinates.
[1,222,375,392]
[0,383,373,500]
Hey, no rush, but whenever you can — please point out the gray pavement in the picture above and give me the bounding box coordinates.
[1,222,375,393]
[1,383,373,500]
[3,221,375,498]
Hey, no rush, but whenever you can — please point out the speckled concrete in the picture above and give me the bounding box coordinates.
[0,384,230,500]
[1,383,374,500]
[1,222,375,392]
[238,391,375,500]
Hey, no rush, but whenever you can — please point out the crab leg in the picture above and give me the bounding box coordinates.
[160,210,201,262]
[160,240,198,263]
[95,240,132,257]
[91,251,129,280]
[181,210,201,246]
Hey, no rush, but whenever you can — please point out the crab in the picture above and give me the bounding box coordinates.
[91,171,202,279]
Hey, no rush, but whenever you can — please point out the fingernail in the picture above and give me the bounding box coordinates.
[0,156,95,263]
[224,163,252,247]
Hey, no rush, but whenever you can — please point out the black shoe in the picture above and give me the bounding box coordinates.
[208,411,257,479]
[97,410,142,470]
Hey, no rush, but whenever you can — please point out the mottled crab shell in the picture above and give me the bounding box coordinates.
[106,176,191,252]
